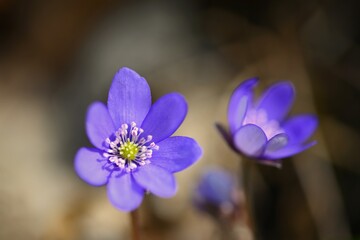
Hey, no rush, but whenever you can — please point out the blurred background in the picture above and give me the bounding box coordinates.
[0,0,359,239]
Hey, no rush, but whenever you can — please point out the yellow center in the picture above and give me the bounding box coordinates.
[119,141,139,160]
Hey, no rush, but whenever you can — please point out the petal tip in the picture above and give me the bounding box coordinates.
[85,101,115,149]
[194,140,204,161]
[108,67,151,127]
[116,66,142,78]
[228,78,258,134]
[74,148,109,186]
[107,174,144,212]
[275,80,295,91]
[232,77,259,94]
[141,93,188,143]
[256,80,296,121]
[133,165,177,198]
[169,92,188,109]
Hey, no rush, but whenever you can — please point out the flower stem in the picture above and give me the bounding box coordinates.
[130,209,140,240]
[241,159,256,239]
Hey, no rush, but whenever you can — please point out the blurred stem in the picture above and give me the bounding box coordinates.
[217,217,238,240]
[241,158,256,239]
[130,209,140,240]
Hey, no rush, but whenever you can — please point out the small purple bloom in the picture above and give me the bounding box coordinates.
[217,78,318,167]
[193,168,240,218]
[74,67,202,212]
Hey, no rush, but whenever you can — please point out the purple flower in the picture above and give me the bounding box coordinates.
[217,78,318,167]
[193,168,240,218]
[74,67,202,212]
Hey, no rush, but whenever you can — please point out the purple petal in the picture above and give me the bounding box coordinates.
[151,136,202,173]
[86,102,115,149]
[282,114,318,145]
[228,78,258,134]
[107,172,144,212]
[256,82,295,121]
[74,148,110,186]
[107,67,151,128]
[263,133,288,155]
[196,168,236,205]
[264,141,316,159]
[141,93,187,143]
[233,124,267,157]
[133,164,177,198]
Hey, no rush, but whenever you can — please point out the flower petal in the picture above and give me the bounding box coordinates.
[74,148,110,186]
[233,124,267,157]
[86,102,116,149]
[133,164,177,198]
[107,67,151,128]
[150,136,202,173]
[264,141,316,159]
[141,93,187,143]
[196,168,236,204]
[256,82,295,121]
[228,78,258,134]
[282,114,318,145]
[107,172,144,212]
[263,133,288,155]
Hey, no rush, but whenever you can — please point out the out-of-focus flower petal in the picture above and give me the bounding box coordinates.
[264,141,316,159]
[222,79,317,164]
[107,67,151,128]
[263,133,288,155]
[74,148,109,186]
[282,114,318,145]
[151,136,202,173]
[233,124,267,157]
[107,173,144,212]
[228,78,258,134]
[256,82,295,121]
[141,93,187,143]
[86,102,115,149]
[133,164,177,198]
[193,168,240,219]
[196,168,236,204]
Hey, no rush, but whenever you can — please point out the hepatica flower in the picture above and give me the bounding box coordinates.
[193,168,240,218]
[217,78,317,167]
[74,67,202,211]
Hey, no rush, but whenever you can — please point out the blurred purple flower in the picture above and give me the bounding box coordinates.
[217,78,318,167]
[193,168,240,218]
[74,67,202,212]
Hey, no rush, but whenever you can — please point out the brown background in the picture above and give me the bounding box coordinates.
[0,0,359,239]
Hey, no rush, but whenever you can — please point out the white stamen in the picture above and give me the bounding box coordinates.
[103,122,159,172]
[129,162,137,169]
